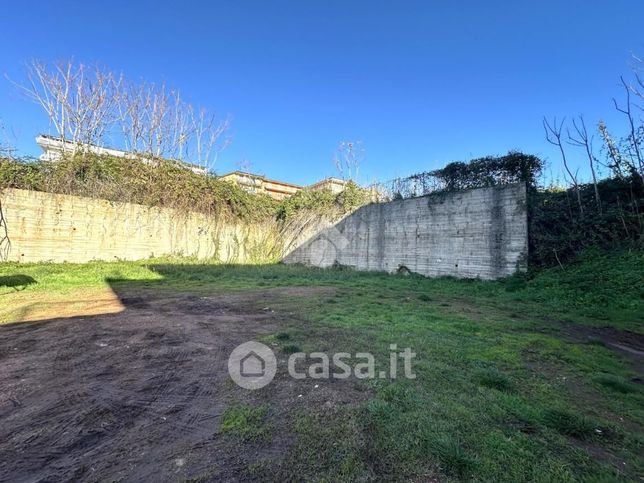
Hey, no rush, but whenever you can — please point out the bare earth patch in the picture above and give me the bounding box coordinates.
[0,287,125,324]
[0,286,366,482]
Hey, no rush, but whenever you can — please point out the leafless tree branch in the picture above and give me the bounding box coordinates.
[567,116,601,212]
[544,116,583,213]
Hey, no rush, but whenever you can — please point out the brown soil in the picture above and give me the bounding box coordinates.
[0,287,125,323]
[0,286,367,482]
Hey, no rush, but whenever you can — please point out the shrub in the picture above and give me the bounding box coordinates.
[429,151,544,190]
[529,175,643,266]
[276,181,372,220]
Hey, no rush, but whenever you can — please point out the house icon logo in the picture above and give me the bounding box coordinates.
[228,341,277,390]
[240,351,265,377]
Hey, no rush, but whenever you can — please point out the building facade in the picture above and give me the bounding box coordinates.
[35,135,208,175]
[219,171,303,200]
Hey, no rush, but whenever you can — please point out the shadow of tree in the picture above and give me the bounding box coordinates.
[0,274,37,292]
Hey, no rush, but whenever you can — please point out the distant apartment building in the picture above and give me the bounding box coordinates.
[218,171,303,200]
[308,177,349,194]
[35,135,208,175]
[37,134,354,201]
[220,172,352,200]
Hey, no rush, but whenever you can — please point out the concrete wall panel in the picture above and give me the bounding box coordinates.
[283,184,528,279]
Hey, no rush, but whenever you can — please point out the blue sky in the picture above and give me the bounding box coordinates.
[1,0,642,186]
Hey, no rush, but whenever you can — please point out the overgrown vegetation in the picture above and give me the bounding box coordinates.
[375,150,643,267]
[429,151,544,190]
[372,151,543,200]
[2,149,642,267]
[530,175,644,266]
[0,154,370,223]
[276,180,372,219]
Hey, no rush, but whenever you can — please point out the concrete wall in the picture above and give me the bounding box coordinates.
[0,188,282,263]
[283,184,528,279]
[0,185,527,276]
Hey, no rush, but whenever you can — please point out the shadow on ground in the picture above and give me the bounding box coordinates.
[0,274,37,293]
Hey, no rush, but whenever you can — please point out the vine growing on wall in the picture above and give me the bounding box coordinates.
[0,196,10,261]
[0,154,371,226]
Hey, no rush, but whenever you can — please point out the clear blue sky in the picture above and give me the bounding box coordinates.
[1,0,642,185]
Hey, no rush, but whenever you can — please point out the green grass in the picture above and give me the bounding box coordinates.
[219,404,272,442]
[1,249,643,481]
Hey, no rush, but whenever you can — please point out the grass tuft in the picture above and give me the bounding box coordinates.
[280,343,302,354]
[220,404,272,442]
[274,331,291,341]
[541,408,597,439]
[427,436,477,478]
[476,367,515,392]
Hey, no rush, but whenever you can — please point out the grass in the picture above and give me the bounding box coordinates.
[1,249,643,481]
[593,373,639,394]
[475,367,516,392]
[219,404,272,442]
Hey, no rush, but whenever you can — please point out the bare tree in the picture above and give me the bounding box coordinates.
[143,83,171,158]
[0,120,17,159]
[11,60,118,149]
[597,120,627,178]
[544,117,583,213]
[13,58,231,170]
[613,76,644,180]
[567,116,601,212]
[629,54,644,107]
[115,77,148,154]
[0,199,9,262]
[235,159,253,173]
[10,59,69,142]
[70,63,119,147]
[0,118,10,259]
[191,107,231,171]
[333,141,364,181]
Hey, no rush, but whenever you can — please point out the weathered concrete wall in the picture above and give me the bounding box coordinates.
[283,184,528,279]
[0,188,283,263]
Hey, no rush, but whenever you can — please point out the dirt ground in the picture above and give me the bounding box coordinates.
[0,286,366,482]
